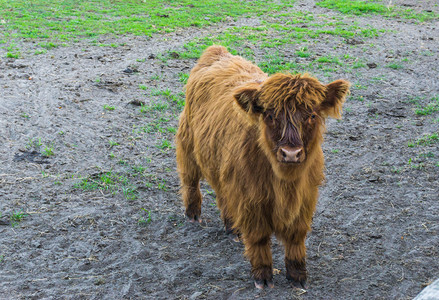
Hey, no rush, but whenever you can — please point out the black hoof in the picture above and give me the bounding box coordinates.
[289,278,307,289]
[253,266,274,290]
[189,216,202,223]
[286,258,307,289]
[186,213,202,223]
[254,279,274,289]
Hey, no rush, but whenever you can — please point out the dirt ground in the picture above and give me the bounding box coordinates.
[1,1,438,299]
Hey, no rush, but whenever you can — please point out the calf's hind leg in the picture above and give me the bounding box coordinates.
[176,156,202,222]
[176,120,203,222]
[217,199,240,238]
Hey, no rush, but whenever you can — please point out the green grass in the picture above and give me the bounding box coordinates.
[139,101,169,113]
[178,72,189,84]
[41,144,55,157]
[122,186,137,201]
[167,127,177,134]
[26,137,42,150]
[103,104,115,111]
[415,96,439,116]
[295,47,311,58]
[10,210,27,226]
[316,0,439,22]
[175,10,382,76]
[144,88,185,111]
[74,171,127,192]
[259,51,299,74]
[157,139,172,150]
[157,181,168,191]
[34,49,47,55]
[109,140,120,148]
[74,171,138,200]
[6,52,20,58]
[178,19,381,62]
[386,62,404,70]
[407,158,425,170]
[26,137,55,157]
[317,0,396,15]
[138,208,152,225]
[352,61,366,69]
[74,160,170,198]
[408,132,439,147]
[150,74,162,81]
[131,165,147,174]
[133,118,171,135]
[351,95,365,102]
[371,75,386,82]
[39,41,58,50]
[0,0,296,54]
[315,55,341,64]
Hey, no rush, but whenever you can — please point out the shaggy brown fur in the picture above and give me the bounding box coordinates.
[176,46,350,289]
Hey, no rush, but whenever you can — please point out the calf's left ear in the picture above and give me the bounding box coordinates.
[320,80,350,119]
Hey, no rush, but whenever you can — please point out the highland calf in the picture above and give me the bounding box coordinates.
[176,46,350,289]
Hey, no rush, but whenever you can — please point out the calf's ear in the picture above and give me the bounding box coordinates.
[234,83,264,115]
[320,80,350,119]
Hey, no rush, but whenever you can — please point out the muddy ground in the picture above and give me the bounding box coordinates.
[0,1,438,299]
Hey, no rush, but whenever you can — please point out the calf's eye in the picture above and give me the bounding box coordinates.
[265,112,274,123]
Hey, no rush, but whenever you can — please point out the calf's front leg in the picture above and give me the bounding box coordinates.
[243,233,274,289]
[279,222,309,289]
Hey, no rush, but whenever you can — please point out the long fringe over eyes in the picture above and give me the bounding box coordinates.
[260,73,326,120]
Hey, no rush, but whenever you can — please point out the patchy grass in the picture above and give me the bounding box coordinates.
[133,118,173,135]
[6,52,20,58]
[74,171,129,192]
[41,144,55,157]
[26,137,43,150]
[175,10,382,76]
[316,0,439,21]
[408,132,439,147]
[10,210,27,227]
[0,0,296,57]
[295,47,312,58]
[178,72,189,84]
[139,101,169,113]
[108,140,120,149]
[103,104,116,111]
[138,208,152,225]
[157,139,173,150]
[387,62,404,70]
[150,88,185,111]
[415,96,439,116]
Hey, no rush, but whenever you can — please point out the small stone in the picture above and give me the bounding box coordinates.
[190,291,203,300]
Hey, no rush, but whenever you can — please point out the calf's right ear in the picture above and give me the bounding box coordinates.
[233,83,264,115]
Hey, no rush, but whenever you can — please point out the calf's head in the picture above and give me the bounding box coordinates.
[234,74,349,173]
